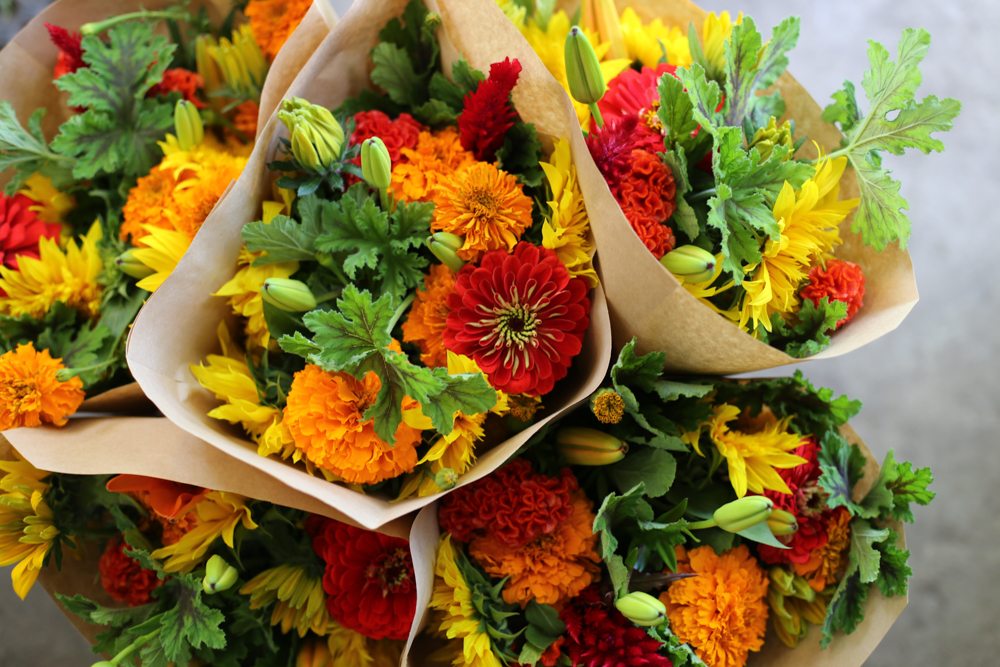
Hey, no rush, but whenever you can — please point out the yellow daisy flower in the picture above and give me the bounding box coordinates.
[133,225,192,293]
[151,491,257,573]
[18,174,74,225]
[701,12,743,79]
[540,138,598,287]
[241,564,330,637]
[620,7,692,68]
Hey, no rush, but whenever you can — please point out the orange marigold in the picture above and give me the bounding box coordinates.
[792,507,852,591]
[282,365,421,485]
[662,545,769,667]
[401,264,455,368]
[467,490,600,606]
[432,162,533,261]
[120,165,178,242]
[0,343,84,429]
[233,100,261,139]
[391,128,476,203]
[245,0,312,60]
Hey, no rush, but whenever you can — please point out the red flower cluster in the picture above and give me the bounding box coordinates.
[308,516,416,641]
[45,23,84,79]
[458,58,522,160]
[149,68,205,108]
[800,259,866,329]
[557,586,673,667]
[350,110,424,163]
[596,63,676,143]
[0,193,60,271]
[443,243,590,396]
[98,537,162,606]
[438,459,577,546]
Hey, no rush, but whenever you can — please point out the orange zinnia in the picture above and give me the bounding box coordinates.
[245,0,312,59]
[0,343,84,429]
[467,489,600,606]
[793,507,852,591]
[432,162,533,262]
[401,264,455,368]
[662,545,769,667]
[282,365,421,485]
[391,128,476,203]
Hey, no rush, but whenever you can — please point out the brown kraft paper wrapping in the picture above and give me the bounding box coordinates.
[0,0,336,414]
[125,0,613,531]
[561,0,917,374]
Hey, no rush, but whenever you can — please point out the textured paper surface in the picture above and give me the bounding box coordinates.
[566,0,918,374]
[126,0,612,531]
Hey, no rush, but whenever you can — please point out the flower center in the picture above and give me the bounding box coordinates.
[366,547,414,596]
[797,482,827,517]
[496,303,539,347]
[642,99,664,134]
[464,186,500,218]
[3,379,39,411]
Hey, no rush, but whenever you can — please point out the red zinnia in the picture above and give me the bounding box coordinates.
[45,23,84,79]
[98,537,162,606]
[350,110,424,163]
[458,57,522,160]
[308,516,416,641]
[560,586,673,667]
[438,459,576,547]
[597,63,677,139]
[799,259,866,328]
[0,193,60,270]
[148,68,206,108]
[444,242,590,396]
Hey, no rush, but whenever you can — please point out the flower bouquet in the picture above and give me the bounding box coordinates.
[126,0,612,529]
[414,340,934,666]
[507,0,960,373]
[0,0,332,433]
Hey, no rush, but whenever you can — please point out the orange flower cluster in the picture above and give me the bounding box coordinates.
[246,0,313,59]
[391,128,476,202]
[0,343,84,430]
[793,506,852,591]
[401,264,455,368]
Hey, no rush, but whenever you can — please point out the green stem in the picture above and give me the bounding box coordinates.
[107,629,159,666]
[386,294,415,333]
[313,290,340,304]
[56,358,116,382]
[687,187,717,203]
[379,188,391,212]
[81,9,189,35]
[687,517,717,531]
[589,102,605,129]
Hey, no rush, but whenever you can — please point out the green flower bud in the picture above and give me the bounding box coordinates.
[115,249,155,280]
[712,496,773,533]
[434,467,459,490]
[769,567,796,596]
[614,591,666,627]
[279,98,344,172]
[361,137,392,193]
[767,508,798,536]
[203,554,239,594]
[262,278,317,312]
[430,231,463,252]
[660,245,717,284]
[90,662,116,667]
[564,27,606,107]
[556,427,628,465]
[749,117,794,162]
[427,233,465,272]
[174,100,204,150]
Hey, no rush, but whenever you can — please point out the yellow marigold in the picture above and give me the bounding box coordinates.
[151,491,257,573]
[540,138,598,286]
[706,403,808,498]
[793,507,852,592]
[662,545,769,667]
[241,564,330,637]
[282,365,421,485]
[18,174,74,225]
[468,490,600,606]
[0,222,102,319]
[215,247,298,351]
[402,264,455,368]
[620,7,692,68]
[246,0,312,60]
[391,128,476,202]
[0,343,84,430]
[432,162,533,262]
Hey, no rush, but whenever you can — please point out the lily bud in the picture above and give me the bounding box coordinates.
[660,245,716,284]
[712,496,773,533]
[279,98,345,172]
[614,591,666,627]
[564,27,606,106]
[91,662,116,667]
[202,555,239,594]
[361,136,392,192]
[116,249,155,280]
[767,508,798,536]
[582,0,626,59]
[556,427,628,466]
[262,278,317,313]
[427,233,465,272]
[174,100,204,150]
[769,567,796,595]
[749,117,794,162]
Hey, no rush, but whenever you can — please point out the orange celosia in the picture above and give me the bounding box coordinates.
[662,545,769,667]
[402,264,455,368]
[793,507,852,591]
[391,128,477,202]
[467,490,600,606]
[282,365,421,485]
[0,343,84,429]
[245,0,313,59]
[432,162,534,261]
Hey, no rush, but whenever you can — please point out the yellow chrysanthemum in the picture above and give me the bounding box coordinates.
[540,138,598,287]
[150,491,257,573]
[701,12,743,78]
[620,7,692,68]
[431,535,503,667]
[706,404,808,498]
[132,225,191,293]
[0,454,65,599]
[18,174,74,225]
[215,248,299,351]
[739,157,858,333]
[0,222,102,319]
[241,564,330,637]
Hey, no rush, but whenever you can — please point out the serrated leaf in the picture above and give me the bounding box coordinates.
[849,519,891,584]
[609,448,677,498]
[820,571,869,647]
[244,195,332,264]
[658,74,700,156]
[723,16,800,129]
[371,42,423,107]
[0,104,73,193]
[496,121,544,187]
[674,63,723,135]
[875,531,911,597]
[662,148,700,241]
[817,430,868,515]
[758,296,847,358]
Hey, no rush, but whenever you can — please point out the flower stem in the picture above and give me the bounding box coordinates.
[105,629,159,666]
[56,358,115,383]
[81,9,189,35]
[589,103,605,128]
[686,517,718,531]
[387,294,415,333]
[687,187,717,203]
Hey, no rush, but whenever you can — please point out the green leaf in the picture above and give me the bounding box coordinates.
[413,98,457,126]
[874,530,912,597]
[243,195,331,264]
[0,104,73,193]
[496,120,544,187]
[57,593,154,629]
[674,63,723,135]
[51,22,176,180]
[610,339,666,400]
[823,29,960,249]
[817,430,868,515]
[371,42,424,107]
[863,449,935,523]
[609,449,677,498]
[737,520,790,549]
[662,148,700,241]
[758,297,848,358]
[849,519,891,584]
[524,601,565,637]
[723,17,800,129]
[820,571,869,647]
[657,74,701,156]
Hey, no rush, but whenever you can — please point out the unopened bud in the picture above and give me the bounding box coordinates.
[614,591,666,627]
[116,249,155,280]
[660,245,717,284]
[583,0,626,59]
[174,100,204,150]
[767,508,798,536]
[202,554,238,594]
[712,496,773,533]
[749,117,794,162]
[427,233,465,272]
[434,468,459,490]
[590,388,625,424]
[279,98,344,172]
[361,137,392,193]
[556,427,628,466]
[262,278,317,312]
[564,27,606,106]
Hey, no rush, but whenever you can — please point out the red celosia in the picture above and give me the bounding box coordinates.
[597,63,676,138]
[458,57,522,160]
[438,459,576,547]
[586,115,663,182]
[0,193,60,270]
[615,149,678,258]
[559,586,673,667]
[45,23,84,79]
[350,110,424,163]
[98,537,162,606]
[308,516,416,641]
[800,259,866,328]
[444,242,590,396]
[148,68,206,108]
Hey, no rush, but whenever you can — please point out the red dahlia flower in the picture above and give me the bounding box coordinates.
[45,23,84,79]
[0,193,60,270]
[444,242,590,396]
[560,586,673,667]
[99,537,162,606]
[148,68,206,108]
[351,110,424,163]
[308,516,416,641]
[800,259,866,328]
[458,57,522,160]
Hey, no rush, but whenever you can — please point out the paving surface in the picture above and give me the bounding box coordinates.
[0,0,995,665]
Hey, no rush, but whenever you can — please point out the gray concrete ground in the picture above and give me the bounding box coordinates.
[0,0,995,664]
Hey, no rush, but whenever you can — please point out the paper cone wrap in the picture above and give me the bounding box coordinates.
[560,0,917,374]
[126,0,613,530]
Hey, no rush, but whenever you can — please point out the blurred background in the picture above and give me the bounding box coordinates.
[0,0,992,664]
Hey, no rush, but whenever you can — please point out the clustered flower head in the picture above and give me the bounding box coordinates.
[458,57,522,160]
[0,343,84,430]
[99,537,162,606]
